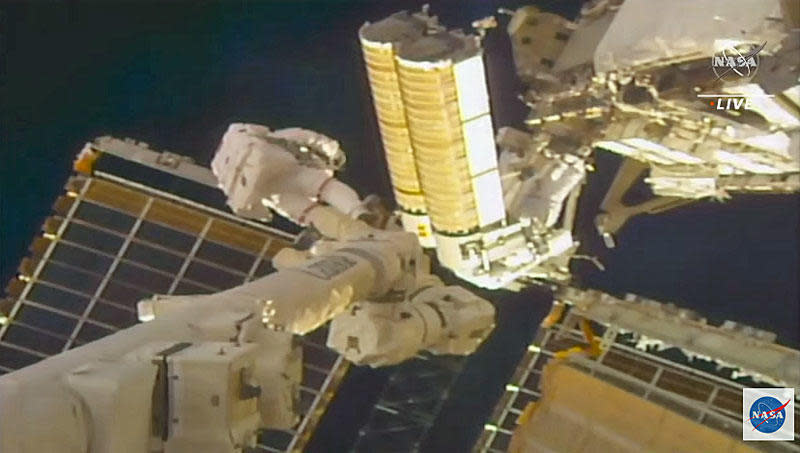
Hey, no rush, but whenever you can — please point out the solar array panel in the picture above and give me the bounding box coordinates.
[352,354,465,453]
[474,303,800,453]
[0,171,348,453]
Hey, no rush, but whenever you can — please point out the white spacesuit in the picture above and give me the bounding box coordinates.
[211,123,367,224]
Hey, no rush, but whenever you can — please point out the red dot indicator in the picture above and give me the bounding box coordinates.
[710,101,715,106]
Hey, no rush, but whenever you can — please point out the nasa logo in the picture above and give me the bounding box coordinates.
[742,388,795,441]
[711,42,765,82]
[749,396,787,433]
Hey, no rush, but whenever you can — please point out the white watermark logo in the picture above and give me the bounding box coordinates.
[698,41,771,111]
[711,42,765,83]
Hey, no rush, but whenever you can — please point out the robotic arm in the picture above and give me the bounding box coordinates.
[0,213,495,452]
[0,123,496,453]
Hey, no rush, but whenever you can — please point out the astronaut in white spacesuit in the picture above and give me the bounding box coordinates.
[211,123,369,225]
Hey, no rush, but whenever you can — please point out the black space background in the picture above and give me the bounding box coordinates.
[0,1,798,452]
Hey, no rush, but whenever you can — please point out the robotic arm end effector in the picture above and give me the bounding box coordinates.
[326,285,496,367]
